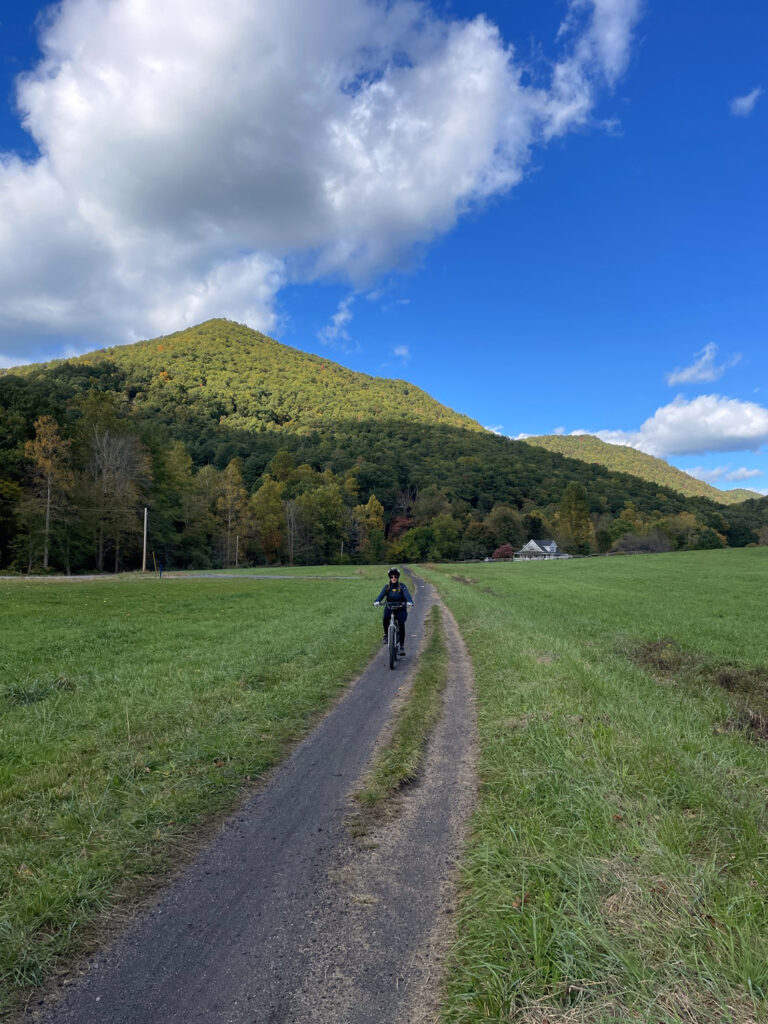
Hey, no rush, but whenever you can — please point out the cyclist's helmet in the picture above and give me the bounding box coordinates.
[388,567,400,578]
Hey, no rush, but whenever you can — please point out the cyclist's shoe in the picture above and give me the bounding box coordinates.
[399,646,405,656]
[382,635,387,644]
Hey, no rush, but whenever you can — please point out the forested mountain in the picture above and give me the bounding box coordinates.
[1,318,767,572]
[5,319,481,443]
[523,434,761,505]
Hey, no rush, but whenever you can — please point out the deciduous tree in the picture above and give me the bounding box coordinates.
[216,459,250,566]
[23,415,73,570]
[252,477,285,564]
[352,494,385,562]
[87,427,151,572]
[557,482,593,555]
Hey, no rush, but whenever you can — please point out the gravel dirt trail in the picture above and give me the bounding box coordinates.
[29,575,476,1024]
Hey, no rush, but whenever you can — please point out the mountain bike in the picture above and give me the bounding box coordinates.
[385,600,401,670]
[379,599,413,670]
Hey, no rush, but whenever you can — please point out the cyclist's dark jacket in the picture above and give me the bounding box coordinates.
[375,581,413,605]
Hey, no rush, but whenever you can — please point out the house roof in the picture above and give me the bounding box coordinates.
[520,538,559,552]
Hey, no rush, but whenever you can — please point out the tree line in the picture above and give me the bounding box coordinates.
[2,317,768,571]
[5,403,768,573]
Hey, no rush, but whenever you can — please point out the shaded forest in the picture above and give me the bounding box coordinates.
[2,319,767,572]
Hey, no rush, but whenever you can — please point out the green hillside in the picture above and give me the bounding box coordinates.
[523,434,761,505]
[1,319,767,572]
[5,319,482,435]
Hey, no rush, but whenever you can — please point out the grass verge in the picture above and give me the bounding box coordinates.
[0,569,382,1014]
[351,604,447,828]
[421,549,768,1024]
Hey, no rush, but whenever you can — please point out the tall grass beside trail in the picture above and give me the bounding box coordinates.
[0,569,382,1012]
[422,549,768,1024]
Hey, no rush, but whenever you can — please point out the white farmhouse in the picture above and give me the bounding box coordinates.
[514,539,572,560]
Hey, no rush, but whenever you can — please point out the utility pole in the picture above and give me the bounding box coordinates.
[142,507,148,572]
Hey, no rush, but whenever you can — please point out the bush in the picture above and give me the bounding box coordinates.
[611,531,671,555]
[696,527,725,550]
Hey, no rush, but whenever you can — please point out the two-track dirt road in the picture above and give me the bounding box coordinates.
[29,575,476,1024]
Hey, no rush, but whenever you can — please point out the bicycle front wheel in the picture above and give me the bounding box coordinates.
[388,622,397,669]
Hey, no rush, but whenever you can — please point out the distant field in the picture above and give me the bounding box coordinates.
[423,549,768,1023]
[0,569,382,1011]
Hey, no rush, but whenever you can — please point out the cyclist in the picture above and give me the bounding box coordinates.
[374,567,414,656]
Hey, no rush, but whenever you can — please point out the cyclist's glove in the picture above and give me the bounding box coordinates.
[373,601,381,607]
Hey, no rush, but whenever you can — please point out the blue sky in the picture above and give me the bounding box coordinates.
[0,1,766,493]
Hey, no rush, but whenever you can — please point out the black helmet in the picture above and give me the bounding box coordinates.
[388,567,400,578]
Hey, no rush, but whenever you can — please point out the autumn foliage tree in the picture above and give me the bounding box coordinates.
[352,495,385,562]
[491,543,516,560]
[216,459,250,566]
[557,481,594,555]
[251,476,285,563]
[87,428,151,572]
[23,416,72,570]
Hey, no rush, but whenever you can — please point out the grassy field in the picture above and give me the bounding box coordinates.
[0,568,382,1011]
[422,549,768,1024]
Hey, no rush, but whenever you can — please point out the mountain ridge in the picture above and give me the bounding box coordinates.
[522,433,761,506]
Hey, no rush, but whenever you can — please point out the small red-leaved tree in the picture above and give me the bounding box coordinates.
[491,543,516,560]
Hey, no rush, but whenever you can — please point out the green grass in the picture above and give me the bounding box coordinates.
[0,569,382,1011]
[421,549,768,1024]
[352,605,447,820]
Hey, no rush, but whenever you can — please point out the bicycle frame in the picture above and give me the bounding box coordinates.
[384,600,404,670]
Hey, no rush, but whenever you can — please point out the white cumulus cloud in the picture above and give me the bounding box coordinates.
[685,465,729,484]
[687,465,764,484]
[591,394,768,456]
[666,343,740,385]
[393,344,410,362]
[730,87,763,117]
[0,0,642,359]
[724,466,764,481]
[318,294,355,345]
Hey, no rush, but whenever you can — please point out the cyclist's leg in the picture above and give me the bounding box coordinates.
[397,608,407,648]
[382,607,391,641]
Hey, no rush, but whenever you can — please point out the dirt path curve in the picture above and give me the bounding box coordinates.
[31,576,476,1024]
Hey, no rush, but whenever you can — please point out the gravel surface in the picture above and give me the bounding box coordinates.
[28,575,476,1024]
